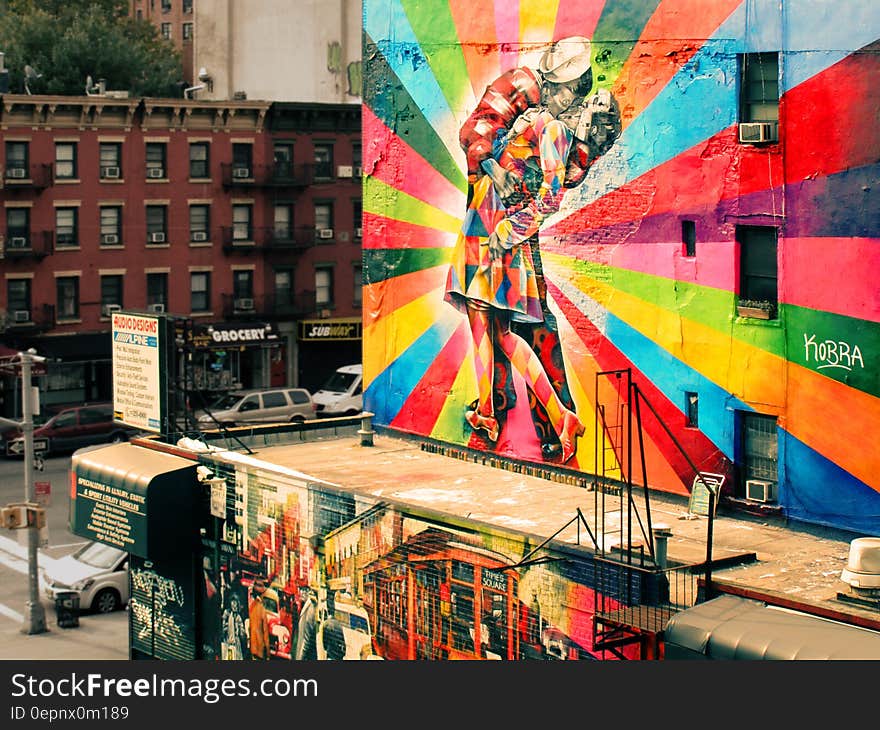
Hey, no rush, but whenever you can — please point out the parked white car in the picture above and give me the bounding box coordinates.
[313,364,363,417]
[42,541,129,613]
[195,387,316,429]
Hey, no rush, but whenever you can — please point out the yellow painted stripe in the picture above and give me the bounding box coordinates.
[519,0,561,45]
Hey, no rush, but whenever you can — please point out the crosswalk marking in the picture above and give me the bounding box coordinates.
[0,603,24,622]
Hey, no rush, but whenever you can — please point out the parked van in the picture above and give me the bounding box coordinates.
[312,364,363,417]
[195,387,316,429]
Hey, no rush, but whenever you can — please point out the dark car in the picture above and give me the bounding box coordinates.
[4,402,138,456]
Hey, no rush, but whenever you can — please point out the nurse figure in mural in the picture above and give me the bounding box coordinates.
[446,36,621,464]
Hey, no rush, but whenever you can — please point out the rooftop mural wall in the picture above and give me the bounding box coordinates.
[360,0,880,535]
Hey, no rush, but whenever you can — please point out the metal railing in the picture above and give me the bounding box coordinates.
[220,162,313,188]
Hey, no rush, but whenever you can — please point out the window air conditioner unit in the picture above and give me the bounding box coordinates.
[147,168,164,178]
[13,310,30,322]
[101,233,119,245]
[235,298,254,310]
[232,167,250,178]
[318,228,333,239]
[355,227,363,238]
[745,479,773,503]
[337,165,353,178]
[738,122,778,144]
[149,232,166,243]
[101,166,120,179]
[147,303,165,313]
[191,231,208,242]
[7,168,27,179]
[103,304,122,317]
[9,237,28,248]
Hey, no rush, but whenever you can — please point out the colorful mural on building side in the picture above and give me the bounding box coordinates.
[360,0,880,534]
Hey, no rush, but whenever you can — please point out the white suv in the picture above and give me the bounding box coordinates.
[196,387,316,429]
[42,541,129,613]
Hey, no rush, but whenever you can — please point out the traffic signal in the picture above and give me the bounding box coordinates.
[1,505,27,529]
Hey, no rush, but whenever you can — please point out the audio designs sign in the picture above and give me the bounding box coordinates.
[111,313,165,432]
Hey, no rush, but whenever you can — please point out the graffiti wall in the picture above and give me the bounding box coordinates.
[360,0,880,534]
[199,459,659,661]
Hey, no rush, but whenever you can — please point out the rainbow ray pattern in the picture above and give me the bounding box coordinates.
[362,0,880,534]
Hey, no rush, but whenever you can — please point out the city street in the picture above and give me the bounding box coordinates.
[0,450,128,658]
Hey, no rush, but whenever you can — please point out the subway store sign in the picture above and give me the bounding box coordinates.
[300,317,362,341]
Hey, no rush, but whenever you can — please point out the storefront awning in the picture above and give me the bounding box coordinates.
[663,594,880,660]
[70,443,199,559]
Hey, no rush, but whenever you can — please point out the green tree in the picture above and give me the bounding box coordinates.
[0,0,183,97]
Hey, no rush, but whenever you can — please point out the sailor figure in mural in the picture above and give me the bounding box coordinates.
[447,36,622,464]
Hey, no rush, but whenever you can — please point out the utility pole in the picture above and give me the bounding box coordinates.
[0,350,48,634]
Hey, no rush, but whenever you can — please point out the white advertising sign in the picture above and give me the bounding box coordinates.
[112,313,162,432]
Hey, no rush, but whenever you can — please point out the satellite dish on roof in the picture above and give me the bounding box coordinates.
[23,64,42,95]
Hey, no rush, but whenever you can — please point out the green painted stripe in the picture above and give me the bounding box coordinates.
[364,248,450,284]
[590,0,663,90]
[364,176,462,232]
[363,34,467,191]
[786,305,880,397]
[399,0,473,113]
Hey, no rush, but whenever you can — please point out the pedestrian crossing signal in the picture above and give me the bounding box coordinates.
[1,503,44,529]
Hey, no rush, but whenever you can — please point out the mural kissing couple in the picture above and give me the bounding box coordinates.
[445,35,621,465]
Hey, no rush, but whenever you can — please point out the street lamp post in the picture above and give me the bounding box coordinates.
[0,349,48,634]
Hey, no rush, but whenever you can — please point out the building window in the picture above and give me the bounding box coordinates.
[55,142,77,179]
[273,203,293,242]
[274,268,294,310]
[740,52,779,124]
[147,273,168,309]
[146,205,168,244]
[232,204,253,241]
[100,206,122,246]
[232,143,252,177]
[314,202,333,240]
[314,143,333,179]
[352,143,362,176]
[5,141,29,177]
[353,264,362,307]
[56,277,79,320]
[189,204,210,242]
[353,198,362,238]
[233,270,254,300]
[161,23,171,39]
[161,0,171,11]
[145,142,166,178]
[6,208,30,247]
[736,225,778,317]
[7,279,31,319]
[100,275,123,315]
[99,143,122,179]
[685,392,698,428]
[136,8,142,19]
[55,207,78,248]
[273,142,294,178]
[315,266,334,307]
[191,272,210,312]
[183,0,192,12]
[182,22,193,40]
[738,411,778,498]
[682,220,696,257]
[189,142,209,178]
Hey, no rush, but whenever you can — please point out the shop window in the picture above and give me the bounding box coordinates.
[55,207,78,248]
[55,142,77,179]
[55,276,79,319]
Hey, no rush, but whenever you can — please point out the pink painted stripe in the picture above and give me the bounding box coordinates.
[782,237,880,322]
[496,2,521,72]
[553,0,605,42]
[363,106,464,219]
[362,212,457,250]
